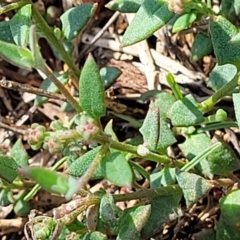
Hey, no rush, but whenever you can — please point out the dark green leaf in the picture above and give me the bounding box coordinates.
[191,33,213,61]
[176,170,212,207]
[99,192,123,234]
[217,189,240,240]
[10,4,32,47]
[61,3,97,41]
[219,189,240,227]
[172,12,197,33]
[67,146,104,179]
[150,167,176,188]
[117,205,151,240]
[13,191,30,216]
[0,40,34,70]
[210,16,240,68]
[102,152,133,187]
[207,138,240,176]
[100,67,121,89]
[216,217,240,240]
[106,0,144,13]
[0,21,15,43]
[79,55,106,120]
[142,187,182,239]
[11,139,28,167]
[169,96,204,126]
[121,0,174,46]
[208,64,237,92]
[0,156,18,183]
[34,72,69,106]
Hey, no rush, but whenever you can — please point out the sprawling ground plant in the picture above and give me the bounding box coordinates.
[1,0,240,239]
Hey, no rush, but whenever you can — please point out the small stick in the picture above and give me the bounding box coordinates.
[0,78,66,102]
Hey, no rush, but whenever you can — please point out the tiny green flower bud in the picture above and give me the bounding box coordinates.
[168,0,190,15]
[43,137,64,154]
[50,120,64,130]
[27,124,46,145]
[75,114,100,140]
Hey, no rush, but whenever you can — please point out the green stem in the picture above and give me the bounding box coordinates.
[0,0,29,14]
[113,184,181,202]
[181,142,221,172]
[31,2,80,80]
[94,134,171,164]
[199,75,238,113]
[197,121,238,132]
[43,66,82,113]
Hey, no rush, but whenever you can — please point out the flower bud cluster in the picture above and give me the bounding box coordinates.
[26,124,46,150]
[168,0,191,15]
[75,114,100,140]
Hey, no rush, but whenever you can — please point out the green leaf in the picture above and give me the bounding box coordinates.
[11,139,28,167]
[104,119,119,141]
[207,138,240,176]
[20,167,70,195]
[172,12,197,33]
[0,21,15,43]
[0,156,18,183]
[219,189,240,227]
[100,67,122,89]
[139,105,160,151]
[117,205,151,240]
[157,117,176,153]
[210,16,240,68]
[217,189,240,240]
[61,3,97,41]
[102,151,133,187]
[150,91,176,120]
[121,0,174,47]
[140,104,176,152]
[191,33,213,61]
[0,40,34,70]
[67,146,104,179]
[166,73,183,100]
[34,72,69,106]
[106,0,144,13]
[79,55,106,120]
[176,170,212,207]
[10,4,32,47]
[150,167,176,188]
[208,64,237,92]
[216,217,240,240]
[179,133,213,178]
[13,190,30,216]
[169,96,204,126]
[142,187,182,239]
[81,232,108,240]
[99,192,123,234]
[233,93,240,128]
